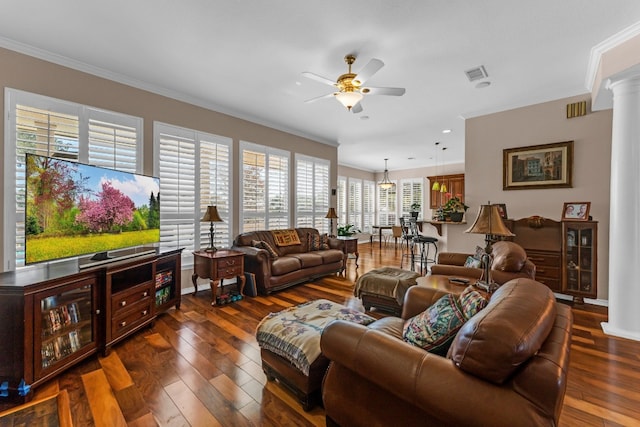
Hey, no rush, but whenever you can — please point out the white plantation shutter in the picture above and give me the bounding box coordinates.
[240,141,290,232]
[154,122,232,259]
[378,183,397,226]
[295,155,329,233]
[337,176,347,226]
[348,179,362,230]
[363,180,375,232]
[400,179,423,219]
[4,89,142,270]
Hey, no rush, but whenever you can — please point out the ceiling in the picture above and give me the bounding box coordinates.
[2,1,640,173]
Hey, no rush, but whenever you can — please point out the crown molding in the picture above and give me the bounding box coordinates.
[585,21,640,91]
[0,36,339,148]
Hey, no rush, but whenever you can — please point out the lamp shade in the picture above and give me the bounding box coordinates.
[201,205,223,223]
[334,91,363,110]
[465,205,514,237]
[325,207,338,219]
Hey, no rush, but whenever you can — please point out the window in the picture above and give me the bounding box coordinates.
[337,176,347,226]
[295,155,330,234]
[400,179,424,219]
[240,141,290,232]
[377,183,397,226]
[4,88,142,270]
[363,180,376,232]
[154,123,232,260]
[347,179,363,230]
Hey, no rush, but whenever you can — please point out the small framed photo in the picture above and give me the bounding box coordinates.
[495,203,508,219]
[561,202,591,221]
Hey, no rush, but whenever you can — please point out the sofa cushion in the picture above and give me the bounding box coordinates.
[251,240,279,259]
[402,294,466,356]
[289,253,324,268]
[448,279,557,384]
[314,249,344,264]
[491,241,527,272]
[271,229,302,247]
[271,256,302,275]
[308,233,330,251]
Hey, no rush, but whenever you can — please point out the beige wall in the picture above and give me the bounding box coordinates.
[0,47,337,270]
[464,94,612,301]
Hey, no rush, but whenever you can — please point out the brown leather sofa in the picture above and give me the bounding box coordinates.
[429,240,536,284]
[232,228,344,294]
[321,278,573,427]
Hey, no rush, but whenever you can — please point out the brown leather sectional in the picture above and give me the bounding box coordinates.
[232,227,344,294]
[321,278,573,426]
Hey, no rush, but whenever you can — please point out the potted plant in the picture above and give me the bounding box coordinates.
[442,194,469,222]
[337,224,361,237]
[410,202,421,218]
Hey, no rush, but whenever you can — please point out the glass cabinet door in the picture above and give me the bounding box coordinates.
[563,221,597,300]
[35,277,97,378]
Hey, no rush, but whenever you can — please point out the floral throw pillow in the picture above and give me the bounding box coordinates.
[458,285,488,320]
[251,240,279,259]
[402,294,466,356]
[464,256,482,268]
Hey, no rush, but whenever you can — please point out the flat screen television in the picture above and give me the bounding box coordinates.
[25,153,160,265]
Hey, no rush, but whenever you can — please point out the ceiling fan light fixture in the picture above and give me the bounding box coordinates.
[334,91,363,111]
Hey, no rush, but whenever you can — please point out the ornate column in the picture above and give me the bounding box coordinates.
[601,75,640,341]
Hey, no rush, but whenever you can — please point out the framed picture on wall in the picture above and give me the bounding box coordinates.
[503,141,573,190]
[561,202,590,221]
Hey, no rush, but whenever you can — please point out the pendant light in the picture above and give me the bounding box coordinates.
[378,158,394,190]
[440,147,448,193]
[431,142,440,191]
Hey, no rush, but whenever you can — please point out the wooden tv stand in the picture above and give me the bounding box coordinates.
[0,248,182,408]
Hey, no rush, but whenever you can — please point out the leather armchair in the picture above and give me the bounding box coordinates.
[429,240,536,284]
[321,278,572,427]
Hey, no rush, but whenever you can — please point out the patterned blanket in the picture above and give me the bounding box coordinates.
[256,299,375,376]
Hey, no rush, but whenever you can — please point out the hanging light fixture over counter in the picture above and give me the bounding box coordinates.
[378,158,394,189]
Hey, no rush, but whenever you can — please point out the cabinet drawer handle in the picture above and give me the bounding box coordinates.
[142,310,148,316]
[226,260,236,266]
[120,301,127,307]
[143,291,148,297]
[226,268,236,275]
[119,321,127,327]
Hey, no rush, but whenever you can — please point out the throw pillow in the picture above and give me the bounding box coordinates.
[271,229,302,246]
[402,294,466,356]
[458,285,488,320]
[464,256,481,268]
[308,233,331,251]
[251,240,279,259]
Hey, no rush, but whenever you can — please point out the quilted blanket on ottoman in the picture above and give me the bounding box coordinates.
[256,299,375,375]
[354,267,420,305]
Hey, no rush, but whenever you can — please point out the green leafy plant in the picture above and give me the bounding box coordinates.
[442,193,469,213]
[337,224,360,236]
[410,202,421,212]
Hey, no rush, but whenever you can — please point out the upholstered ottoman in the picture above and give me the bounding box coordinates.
[354,267,421,315]
[256,299,375,410]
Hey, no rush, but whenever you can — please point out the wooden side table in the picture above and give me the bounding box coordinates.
[192,250,245,305]
[337,236,359,270]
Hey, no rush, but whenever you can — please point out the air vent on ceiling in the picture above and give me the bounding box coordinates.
[465,65,488,82]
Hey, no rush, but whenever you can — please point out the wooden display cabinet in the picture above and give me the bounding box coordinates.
[562,221,597,302]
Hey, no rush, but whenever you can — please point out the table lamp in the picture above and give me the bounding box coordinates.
[465,204,515,292]
[325,207,338,237]
[201,205,223,252]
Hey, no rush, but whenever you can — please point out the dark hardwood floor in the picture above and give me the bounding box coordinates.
[20,242,640,426]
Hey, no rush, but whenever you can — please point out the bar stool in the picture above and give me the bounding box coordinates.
[398,217,414,269]
[408,218,438,274]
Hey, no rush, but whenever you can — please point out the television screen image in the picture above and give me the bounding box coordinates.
[25,153,160,265]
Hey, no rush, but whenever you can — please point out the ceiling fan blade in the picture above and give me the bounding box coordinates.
[353,58,384,85]
[351,103,364,114]
[304,92,335,103]
[302,72,336,87]
[361,86,406,96]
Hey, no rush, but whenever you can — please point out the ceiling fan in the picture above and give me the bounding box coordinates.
[302,54,406,113]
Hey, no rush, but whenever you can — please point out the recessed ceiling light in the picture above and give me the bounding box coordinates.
[360,115,369,120]
[475,81,491,89]
[295,81,302,86]
[407,157,415,160]
[442,129,451,134]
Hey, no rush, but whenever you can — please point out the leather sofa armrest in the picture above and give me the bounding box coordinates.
[230,245,271,287]
[436,252,472,265]
[429,265,483,280]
